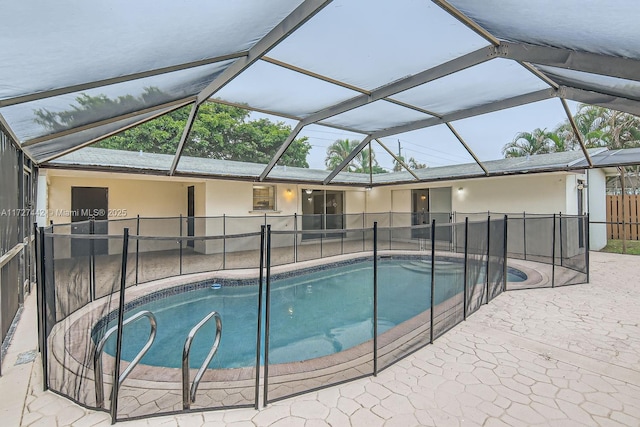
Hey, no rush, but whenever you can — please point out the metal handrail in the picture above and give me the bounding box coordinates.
[182,311,222,410]
[94,310,157,408]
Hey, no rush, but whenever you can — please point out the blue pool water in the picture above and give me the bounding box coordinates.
[98,259,525,369]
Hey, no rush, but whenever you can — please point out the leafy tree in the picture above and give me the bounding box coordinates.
[35,89,311,167]
[34,87,168,133]
[101,102,312,167]
[325,139,387,173]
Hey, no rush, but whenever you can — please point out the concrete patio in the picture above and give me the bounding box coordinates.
[1,251,638,426]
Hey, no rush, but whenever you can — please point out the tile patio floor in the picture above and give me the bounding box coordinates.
[1,251,638,426]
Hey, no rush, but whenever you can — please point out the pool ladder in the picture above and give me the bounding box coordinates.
[182,311,222,409]
[94,310,157,409]
[93,310,222,411]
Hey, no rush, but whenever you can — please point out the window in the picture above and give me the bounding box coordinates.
[252,185,276,211]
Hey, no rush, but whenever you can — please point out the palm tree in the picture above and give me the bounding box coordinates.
[554,104,609,150]
[393,155,427,171]
[408,157,427,170]
[325,139,358,171]
[325,139,387,173]
[508,104,640,191]
[554,104,640,150]
[502,128,559,158]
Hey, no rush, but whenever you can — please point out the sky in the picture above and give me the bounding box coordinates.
[252,99,580,172]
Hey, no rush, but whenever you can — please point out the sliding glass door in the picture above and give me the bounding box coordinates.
[301,190,344,239]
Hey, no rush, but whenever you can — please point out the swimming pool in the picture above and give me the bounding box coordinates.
[96,257,525,369]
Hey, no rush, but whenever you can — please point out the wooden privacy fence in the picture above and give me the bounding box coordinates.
[606,195,640,240]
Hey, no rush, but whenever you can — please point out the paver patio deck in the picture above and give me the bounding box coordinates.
[1,251,638,426]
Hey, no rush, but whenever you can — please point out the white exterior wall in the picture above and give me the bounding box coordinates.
[451,174,569,214]
[39,167,606,260]
[42,169,584,226]
[588,169,607,250]
[36,172,49,227]
[47,173,190,223]
[46,171,200,256]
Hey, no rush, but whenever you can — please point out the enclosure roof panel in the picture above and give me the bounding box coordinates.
[0,0,305,101]
[213,60,361,119]
[2,0,640,183]
[267,0,490,91]
[447,0,640,59]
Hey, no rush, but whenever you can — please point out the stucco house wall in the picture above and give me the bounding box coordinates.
[38,167,605,252]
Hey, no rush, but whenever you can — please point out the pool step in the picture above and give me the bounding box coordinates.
[400,260,463,275]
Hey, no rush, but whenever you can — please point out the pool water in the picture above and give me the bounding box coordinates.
[99,259,524,369]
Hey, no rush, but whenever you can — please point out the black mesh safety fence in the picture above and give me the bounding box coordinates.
[35,212,589,420]
[365,212,390,228]
[509,215,556,290]
[266,216,296,266]
[504,214,525,260]
[136,235,181,284]
[523,216,555,265]
[320,213,347,255]
[181,230,226,276]
[40,231,124,411]
[388,224,426,251]
[0,132,20,259]
[432,223,465,340]
[296,228,322,262]
[465,220,489,315]
[555,214,589,287]
[1,130,22,363]
[487,218,507,302]
[376,250,431,372]
[38,227,263,422]
[1,255,20,343]
[109,233,262,421]
[264,228,375,403]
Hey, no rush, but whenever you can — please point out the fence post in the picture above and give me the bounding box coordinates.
[89,218,96,302]
[362,212,365,252]
[179,214,183,275]
[373,222,378,376]
[320,223,323,259]
[559,212,563,267]
[485,215,490,304]
[341,224,344,255]
[448,212,458,252]
[263,225,272,408]
[135,215,140,285]
[551,214,556,288]
[586,213,590,283]
[503,215,508,293]
[294,213,298,263]
[223,214,226,270]
[430,219,436,344]
[255,225,266,409]
[463,218,468,320]
[523,212,527,260]
[37,226,48,390]
[110,228,130,424]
